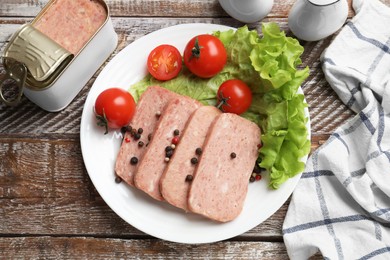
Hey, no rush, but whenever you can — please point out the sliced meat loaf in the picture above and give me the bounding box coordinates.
[115,86,179,186]
[134,96,201,201]
[160,106,221,211]
[188,113,261,222]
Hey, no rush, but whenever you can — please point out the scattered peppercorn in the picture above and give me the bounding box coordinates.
[131,128,137,136]
[230,152,236,159]
[249,176,255,182]
[148,133,152,141]
[195,147,202,155]
[171,144,176,149]
[164,157,170,162]
[138,128,143,134]
[125,137,131,143]
[166,150,173,158]
[185,175,193,182]
[115,176,122,183]
[121,126,127,134]
[130,157,138,165]
[173,129,180,136]
[255,175,262,181]
[253,164,261,174]
[165,146,173,152]
[138,141,144,147]
[134,133,141,140]
[172,136,179,145]
[191,157,198,164]
[156,111,161,117]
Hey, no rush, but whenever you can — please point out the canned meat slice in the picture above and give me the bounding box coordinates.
[115,86,179,186]
[134,96,202,201]
[188,113,261,222]
[160,106,221,211]
[33,0,107,54]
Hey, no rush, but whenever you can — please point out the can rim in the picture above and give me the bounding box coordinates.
[2,0,112,92]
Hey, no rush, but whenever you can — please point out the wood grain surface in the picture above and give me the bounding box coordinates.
[1,0,388,259]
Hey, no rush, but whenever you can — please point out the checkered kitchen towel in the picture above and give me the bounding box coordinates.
[283,0,390,259]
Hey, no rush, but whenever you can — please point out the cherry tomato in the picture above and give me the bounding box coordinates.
[183,34,227,78]
[94,88,136,134]
[147,44,182,81]
[216,79,252,115]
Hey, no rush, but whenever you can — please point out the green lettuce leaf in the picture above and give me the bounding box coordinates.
[129,22,311,189]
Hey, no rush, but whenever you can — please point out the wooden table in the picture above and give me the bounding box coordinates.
[1,0,389,258]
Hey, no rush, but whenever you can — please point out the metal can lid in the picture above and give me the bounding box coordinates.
[2,24,73,89]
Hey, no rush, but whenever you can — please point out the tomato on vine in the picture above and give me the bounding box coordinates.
[94,88,136,134]
[217,79,252,115]
[183,34,227,78]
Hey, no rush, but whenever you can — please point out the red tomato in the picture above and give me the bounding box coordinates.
[217,79,252,115]
[183,34,227,78]
[94,88,136,134]
[147,44,182,81]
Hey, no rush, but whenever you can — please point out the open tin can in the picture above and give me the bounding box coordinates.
[0,0,118,112]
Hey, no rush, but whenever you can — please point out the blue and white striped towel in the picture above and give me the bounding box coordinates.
[283,0,390,259]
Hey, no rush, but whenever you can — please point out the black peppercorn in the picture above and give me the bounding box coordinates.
[138,141,144,147]
[195,147,202,155]
[185,175,193,182]
[191,157,198,164]
[134,133,141,140]
[148,133,152,141]
[253,164,261,174]
[249,176,255,183]
[166,150,173,158]
[230,152,236,159]
[130,157,138,165]
[173,129,180,136]
[138,128,143,134]
[115,176,122,183]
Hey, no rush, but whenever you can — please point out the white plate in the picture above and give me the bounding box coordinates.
[80,23,310,244]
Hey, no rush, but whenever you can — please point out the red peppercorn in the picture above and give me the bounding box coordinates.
[255,175,262,181]
[172,136,179,145]
[125,137,131,143]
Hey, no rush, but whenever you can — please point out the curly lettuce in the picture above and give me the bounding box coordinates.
[130,23,310,189]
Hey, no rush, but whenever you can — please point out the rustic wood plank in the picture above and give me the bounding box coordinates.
[0,0,295,18]
[3,0,389,18]
[0,135,328,237]
[0,237,295,260]
[0,196,290,238]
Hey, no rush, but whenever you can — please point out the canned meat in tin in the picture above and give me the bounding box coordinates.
[0,0,118,112]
